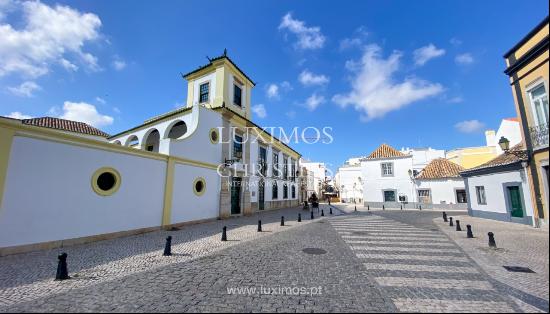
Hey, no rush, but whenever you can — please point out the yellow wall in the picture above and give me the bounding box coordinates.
[447,146,497,169]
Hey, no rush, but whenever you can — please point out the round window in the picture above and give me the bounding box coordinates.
[209,128,219,144]
[193,178,206,196]
[91,167,121,196]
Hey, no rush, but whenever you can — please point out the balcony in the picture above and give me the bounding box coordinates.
[530,123,549,150]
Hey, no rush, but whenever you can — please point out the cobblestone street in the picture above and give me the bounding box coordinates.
[0,207,548,312]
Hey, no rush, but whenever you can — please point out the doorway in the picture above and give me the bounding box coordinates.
[231,177,242,215]
[507,186,524,218]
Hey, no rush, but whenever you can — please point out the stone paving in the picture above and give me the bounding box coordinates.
[1,206,548,312]
[0,205,340,310]
[434,214,549,312]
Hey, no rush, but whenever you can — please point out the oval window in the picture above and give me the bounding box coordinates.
[193,177,206,196]
[92,168,121,196]
[209,128,219,144]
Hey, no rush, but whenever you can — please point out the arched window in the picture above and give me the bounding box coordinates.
[272,181,278,199]
[112,140,122,145]
[143,129,160,152]
[125,135,139,147]
[166,120,187,139]
[291,185,296,199]
[283,183,288,199]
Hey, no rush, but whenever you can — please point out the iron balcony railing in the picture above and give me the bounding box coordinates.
[530,122,549,149]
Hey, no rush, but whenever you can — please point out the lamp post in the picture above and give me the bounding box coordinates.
[498,136,528,159]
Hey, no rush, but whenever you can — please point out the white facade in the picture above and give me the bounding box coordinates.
[401,147,446,173]
[335,164,363,203]
[463,168,535,226]
[414,179,467,207]
[300,160,326,197]
[361,155,415,206]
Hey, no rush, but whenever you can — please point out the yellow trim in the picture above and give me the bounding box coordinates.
[193,177,207,196]
[162,157,175,227]
[91,167,121,196]
[0,128,14,211]
[0,119,219,171]
[209,128,220,144]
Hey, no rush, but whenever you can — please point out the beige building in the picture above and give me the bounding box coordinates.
[504,16,549,227]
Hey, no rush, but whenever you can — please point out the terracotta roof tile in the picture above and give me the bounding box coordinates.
[463,143,527,172]
[366,143,407,159]
[417,158,465,180]
[21,117,110,137]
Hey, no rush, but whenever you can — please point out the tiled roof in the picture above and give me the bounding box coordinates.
[366,144,407,159]
[463,143,527,173]
[417,158,465,180]
[21,117,110,137]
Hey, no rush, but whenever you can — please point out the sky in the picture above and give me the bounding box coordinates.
[1,0,548,173]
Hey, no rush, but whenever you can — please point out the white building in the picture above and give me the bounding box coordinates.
[415,158,468,209]
[460,143,535,226]
[335,158,363,204]
[300,160,327,198]
[0,53,301,255]
[360,144,463,209]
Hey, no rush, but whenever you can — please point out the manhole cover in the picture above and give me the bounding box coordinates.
[302,248,327,255]
[503,266,535,273]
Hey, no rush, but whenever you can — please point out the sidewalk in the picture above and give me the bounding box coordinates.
[0,205,343,309]
[435,214,549,312]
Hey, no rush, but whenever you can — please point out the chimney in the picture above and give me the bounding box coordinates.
[485,130,496,147]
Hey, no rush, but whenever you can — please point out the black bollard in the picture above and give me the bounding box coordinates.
[382,205,385,210]
[467,225,474,238]
[443,212,448,222]
[367,205,370,211]
[311,211,314,220]
[354,205,357,211]
[258,220,262,232]
[221,226,227,241]
[488,232,497,248]
[456,220,462,231]
[163,236,172,256]
[400,205,403,210]
[298,214,302,222]
[55,253,70,281]
[321,210,324,217]
[419,205,422,210]
[449,217,454,226]
[330,207,333,215]
[281,216,285,226]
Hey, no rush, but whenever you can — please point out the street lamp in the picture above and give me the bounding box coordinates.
[499,136,528,159]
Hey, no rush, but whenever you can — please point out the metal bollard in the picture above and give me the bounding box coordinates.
[382,205,385,210]
[321,210,324,217]
[221,226,227,241]
[354,205,357,211]
[456,220,462,231]
[400,205,403,210]
[449,217,454,226]
[488,232,497,248]
[258,220,262,232]
[467,225,474,238]
[55,253,70,281]
[419,205,422,210]
[281,216,285,226]
[367,205,370,211]
[330,207,333,215]
[311,211,314,220]
[163,236,172,256]
[443,212,448,222]
[298,214,302,222]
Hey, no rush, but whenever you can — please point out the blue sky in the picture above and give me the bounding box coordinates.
[1,0,548,172]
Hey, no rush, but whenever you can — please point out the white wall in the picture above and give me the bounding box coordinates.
[337,166,363,202]
[465,169,534,222]
[361,156,415,203]
[191,72,217,106]
[0,136,167,248]
[415,178,466,204]
[495,119,522,155]
[171,164,220,223]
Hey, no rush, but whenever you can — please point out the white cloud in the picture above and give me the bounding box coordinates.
[95,96,106,104]
[447,96,463,104]
[5,111,33,119]
[450,38,462,47]
[455,120,485,133]
[339,26,369,51]
[0,1,102,78]
[299,70,329,86]
[113,107,121,114]
[286,110,296,119]
[266,84,279,99]
[304,93,325,111]
[413,44,445,66]
[59,58,78,72]
[332,44,444,121]
[112,59,126,71]
[455,53,474,65]
[7,80,41,97]
[279,13,325,50]
[251,104,267,118]
[58,101,113,127]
